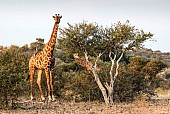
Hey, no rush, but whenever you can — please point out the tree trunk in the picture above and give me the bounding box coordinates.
[84,51,110,106]
[92,69,110,106]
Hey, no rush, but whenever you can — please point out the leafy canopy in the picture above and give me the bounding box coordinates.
[59,21,153,57]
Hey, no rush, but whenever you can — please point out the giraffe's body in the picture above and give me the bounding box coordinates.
[29,14,62,101]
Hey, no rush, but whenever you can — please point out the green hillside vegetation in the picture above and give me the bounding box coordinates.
[128,48,170,66]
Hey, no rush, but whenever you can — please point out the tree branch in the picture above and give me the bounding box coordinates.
[84,49,90,63]
[105,82,110,91]
[94,53,102,70]
[113,49,125,83]
[109,50,116,87]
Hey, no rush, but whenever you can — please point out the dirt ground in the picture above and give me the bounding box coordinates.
[0,99,170,114]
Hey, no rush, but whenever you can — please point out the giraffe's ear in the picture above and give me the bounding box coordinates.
[52,16,55,18]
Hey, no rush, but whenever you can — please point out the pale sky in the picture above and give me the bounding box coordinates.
[0,0,170,52]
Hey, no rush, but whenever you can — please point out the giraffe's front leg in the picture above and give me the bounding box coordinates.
[50,70,56,101]
[45,68,52,101]
[37,69,45,101]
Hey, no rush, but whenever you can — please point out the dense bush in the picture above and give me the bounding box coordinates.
[113,72,151,102]
[0,46,30,108]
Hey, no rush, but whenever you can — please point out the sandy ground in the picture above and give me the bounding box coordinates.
[0,99,170,114]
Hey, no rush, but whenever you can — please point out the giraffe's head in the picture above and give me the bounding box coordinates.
[53,14,62,24]
[73,53,80,59]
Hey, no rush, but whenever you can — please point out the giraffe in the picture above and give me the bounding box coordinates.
[73,53,100,72]
[28,14,62,101]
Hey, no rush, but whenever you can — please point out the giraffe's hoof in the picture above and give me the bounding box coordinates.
[52,97,56,102]
[48,96,52,102]
[41,96,46,102]
[31,97,36,101]
[52,95,56,102]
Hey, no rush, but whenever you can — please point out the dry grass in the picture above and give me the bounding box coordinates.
[0,98,170,114]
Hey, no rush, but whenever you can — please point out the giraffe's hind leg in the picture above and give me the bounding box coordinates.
[29,66,35,101]
[50,70,56,101]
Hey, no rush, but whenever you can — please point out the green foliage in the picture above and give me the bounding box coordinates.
[104,20,153,51]
[59,21,153,58]
[0,45,30,108]
[59,21,104,55]
[113,73,150,102]
[128,56,148,73]
[142,60,167,78]
[127,48,170,67]
[128,56,167,78]
[58,70,102,101]
[109,57,166,102]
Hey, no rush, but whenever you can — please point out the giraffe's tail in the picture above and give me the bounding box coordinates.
[26,75,30,81]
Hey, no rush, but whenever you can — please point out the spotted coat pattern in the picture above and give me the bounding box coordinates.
[28,14,62,101]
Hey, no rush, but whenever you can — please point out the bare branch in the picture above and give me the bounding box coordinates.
[109,50,117,87]
[113,49,125,83]
[84,49,89,62]
[94,53,102,70]
[105,82,110,91]
[109,51,112,60]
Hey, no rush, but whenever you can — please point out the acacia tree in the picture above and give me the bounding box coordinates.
[59,21,153,106]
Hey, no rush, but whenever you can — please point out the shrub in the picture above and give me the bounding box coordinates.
[113,72,153,102]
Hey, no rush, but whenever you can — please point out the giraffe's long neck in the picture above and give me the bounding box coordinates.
[43,23,59,55]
